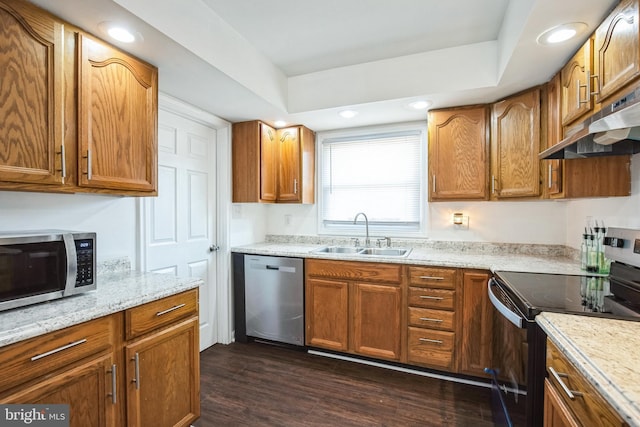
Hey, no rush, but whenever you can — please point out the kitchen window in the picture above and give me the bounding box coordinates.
[317,122,426,236]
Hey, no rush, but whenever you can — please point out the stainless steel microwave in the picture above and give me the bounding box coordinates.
[0,230,96,312]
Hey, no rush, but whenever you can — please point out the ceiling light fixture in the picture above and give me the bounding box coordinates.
[274,120,287,128]
[409,100,432,110]
[339,110,358,119]
[536,22,587,45]
[98,21,141,43]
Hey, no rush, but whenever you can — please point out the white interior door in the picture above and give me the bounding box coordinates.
[145,108,218,350]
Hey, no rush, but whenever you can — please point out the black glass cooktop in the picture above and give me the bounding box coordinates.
[494,270,640,320]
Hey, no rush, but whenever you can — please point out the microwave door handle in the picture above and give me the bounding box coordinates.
[62,233,78,296]
[488,278,524,329]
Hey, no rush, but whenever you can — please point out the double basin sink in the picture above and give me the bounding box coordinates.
[313,246,412,257]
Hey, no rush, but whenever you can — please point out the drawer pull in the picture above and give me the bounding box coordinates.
[549,366,583,400]
[132,353,140,390]
[419,338,443,344]
[156,303,186,317]
[419,317,444,323]
[108,364,117,404]
[420,295,444,300]
[30,338,87,362]
[419,276,444,280]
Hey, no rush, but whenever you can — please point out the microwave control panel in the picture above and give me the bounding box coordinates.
[75,239,94,286]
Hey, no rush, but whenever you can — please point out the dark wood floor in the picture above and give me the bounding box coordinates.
[194,341,525,426]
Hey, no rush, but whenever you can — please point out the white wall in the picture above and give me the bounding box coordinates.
[229,203,268,246]
[260,153,640,246]
[0,191,138,267]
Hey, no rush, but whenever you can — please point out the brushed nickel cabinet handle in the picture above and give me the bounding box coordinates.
[294,179,298,194]
[419,295,444,300]
[156,303,186,317]
[108,364,117,404]
[132,353,140,390]
[419,317,444,323]
[57,145,66,178]
[548,164,552,189]
[549,366,583,400]
[432,175,436,193]
[83,149,92,180]
[492,175,497,194]
[30,338,87,361]
[419,276,444,280]
[590,72,600,96]
[419,338,443,344]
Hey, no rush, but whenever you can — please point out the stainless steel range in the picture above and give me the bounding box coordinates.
[488,227,640,427]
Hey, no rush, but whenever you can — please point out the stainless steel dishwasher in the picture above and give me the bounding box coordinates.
[244,254,304,346]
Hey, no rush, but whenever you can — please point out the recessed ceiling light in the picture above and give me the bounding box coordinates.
[409,100,432,110]
[274,120,287,127]
[536,22,587,45]
[98,21,141,43]
[339,110,358,119]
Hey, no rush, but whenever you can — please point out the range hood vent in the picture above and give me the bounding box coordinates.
[540,86,640,160]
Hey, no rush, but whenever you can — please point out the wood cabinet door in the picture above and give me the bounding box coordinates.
[3,353,118,427]
[0,0,65,185]
[458,271,493,377]
[305,278,349,351]
[125,317,199,427]
[544,379,580,427]
[428,106,489,200]
[561,40,593,126]
[260,122,278,201]
[594,0,640,103]
[352,282,402,360]
[491,89,541,199]
[78,33,158,193]
[277,126,301,202]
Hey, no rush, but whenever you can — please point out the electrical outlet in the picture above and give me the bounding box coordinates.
[284,214,292,226]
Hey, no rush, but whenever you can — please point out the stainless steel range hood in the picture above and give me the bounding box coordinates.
[540,86,640,159]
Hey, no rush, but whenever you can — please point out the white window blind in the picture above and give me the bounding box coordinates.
[320,130,423,232]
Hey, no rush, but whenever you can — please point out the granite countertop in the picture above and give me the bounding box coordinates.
[232,241,585,274]
[0,264,202,348]
[537,313,640,426]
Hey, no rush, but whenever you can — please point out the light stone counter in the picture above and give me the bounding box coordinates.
[0,259,202,348]
[232,242,585,275]
[537,313,640,426]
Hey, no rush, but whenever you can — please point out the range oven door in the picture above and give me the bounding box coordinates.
[488,277,545,427]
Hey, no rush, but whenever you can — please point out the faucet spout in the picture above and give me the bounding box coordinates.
[353,212,370,247]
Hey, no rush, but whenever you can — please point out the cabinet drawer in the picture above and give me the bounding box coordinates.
[126,289,198,340]
[407,327,454,369]
[546,340,625,427]
[0,315,116,392]
[408,267,456,289]
[306,259,402,283]
[408,287,455,310]
[408,307,455,331]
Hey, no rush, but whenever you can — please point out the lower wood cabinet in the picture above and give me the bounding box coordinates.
[458,271,493,377]
[0,289,200,427]
[125,317,199,427]
[305,259,403,361]
[545,339,625,426]
[3,353,118,427]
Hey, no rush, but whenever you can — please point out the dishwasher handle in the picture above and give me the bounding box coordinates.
[254,264,297,273]
[266,265,280,270]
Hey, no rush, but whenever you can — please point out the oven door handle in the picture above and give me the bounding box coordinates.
[488,278,525,329]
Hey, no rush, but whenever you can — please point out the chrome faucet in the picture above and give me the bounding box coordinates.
[353,212,370,247]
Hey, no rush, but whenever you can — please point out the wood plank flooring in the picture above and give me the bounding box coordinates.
[195,341,525,426]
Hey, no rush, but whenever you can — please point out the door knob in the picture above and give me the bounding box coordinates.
[209,245,220,252]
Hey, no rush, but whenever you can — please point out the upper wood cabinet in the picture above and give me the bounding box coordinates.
[78,33,158,194]
[594,0,640,103]
[490,88,541,199]
[561,39,594,127]
[0,0,159,196]
[428,106,489,201]
[0,0,65,186]
[232,120,315,204]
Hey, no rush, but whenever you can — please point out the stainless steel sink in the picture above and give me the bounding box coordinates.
[313,246,363,254]
[358,248,412,257]
[313,246,412,257]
